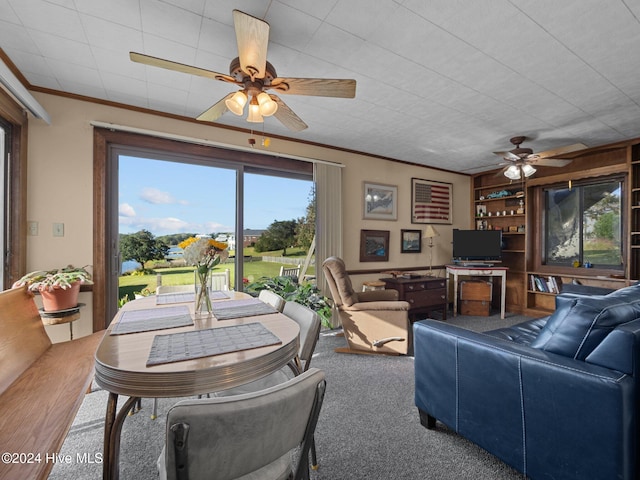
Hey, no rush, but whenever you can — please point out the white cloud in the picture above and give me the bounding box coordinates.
[119,203,136,217]
[140,187,176,204]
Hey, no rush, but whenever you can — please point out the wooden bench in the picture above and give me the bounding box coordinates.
[0,286,104,479]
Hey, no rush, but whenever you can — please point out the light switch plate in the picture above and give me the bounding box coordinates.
[28,221,38,236]
[53,223,64,237]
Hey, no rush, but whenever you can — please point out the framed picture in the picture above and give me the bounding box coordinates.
[363,182,398,220]
[360,229,390,262]
[411,178,452,224]
[401,229,422,253]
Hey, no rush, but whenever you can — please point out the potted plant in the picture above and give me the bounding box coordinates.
[13,265,92,312]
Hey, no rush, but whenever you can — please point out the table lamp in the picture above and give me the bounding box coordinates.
[423,225,439,274]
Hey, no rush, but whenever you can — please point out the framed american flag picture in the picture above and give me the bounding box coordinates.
[411,178,452,224]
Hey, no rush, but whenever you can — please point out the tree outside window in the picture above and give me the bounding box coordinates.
[544,178,623,269]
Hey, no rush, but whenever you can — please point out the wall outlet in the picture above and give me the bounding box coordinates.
[28,221,38,236]
[53,223,64,237]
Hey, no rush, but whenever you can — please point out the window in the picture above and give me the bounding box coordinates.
[544,177,623,269]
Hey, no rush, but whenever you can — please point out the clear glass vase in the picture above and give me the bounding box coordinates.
[194,267,212,315]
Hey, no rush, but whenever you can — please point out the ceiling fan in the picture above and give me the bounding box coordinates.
[130,10,356,132]
[494,136,586,180]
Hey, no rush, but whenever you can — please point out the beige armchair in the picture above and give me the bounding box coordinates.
[322,256,411,355]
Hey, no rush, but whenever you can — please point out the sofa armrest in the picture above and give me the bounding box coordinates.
[413,320,636,479]
[343,300,409,312]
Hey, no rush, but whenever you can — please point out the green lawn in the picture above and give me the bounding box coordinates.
[119,247,314,302]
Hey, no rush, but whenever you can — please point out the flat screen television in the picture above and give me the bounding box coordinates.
[452,229,502,263]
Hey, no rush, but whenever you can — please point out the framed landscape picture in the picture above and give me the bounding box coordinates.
[401,229,422,253]
[363,182,398,220]
[360,229,390,262]
[411,178,452,224]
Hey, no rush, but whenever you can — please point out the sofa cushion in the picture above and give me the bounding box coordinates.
[484,317,548,346]
[530,284,640,360]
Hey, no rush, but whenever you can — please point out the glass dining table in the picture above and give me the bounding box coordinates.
[94,290,300,480]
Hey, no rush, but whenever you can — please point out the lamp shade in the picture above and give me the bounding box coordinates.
[247,97,264,123]
[257,92,278,117]
[225,91,247,116]
[504,165,521,180]
[423,225,439,239]
[522,164,537,177]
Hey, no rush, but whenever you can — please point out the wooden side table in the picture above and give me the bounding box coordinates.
[381,276,447,321]
[362,280,386,292]
[40,303,84,339]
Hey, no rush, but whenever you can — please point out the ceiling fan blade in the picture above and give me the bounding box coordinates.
[271,95,308,132]
[493,150,520,161]
[130,52,238,84]
[269,77,356,98]
[529,157,573,167]
[536,143,587,159]
[196,93,233,122]
[233,10,269,79]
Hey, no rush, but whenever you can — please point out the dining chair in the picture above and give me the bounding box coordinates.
[209,269,230,290]
[157,368,326,480]
[258,289,286,312]
[155,284,194,295]
[217,301,321,394]
[215,300,322,469]
[156,269,230,295]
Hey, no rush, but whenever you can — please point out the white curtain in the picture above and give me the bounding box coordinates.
[314,162,343,305]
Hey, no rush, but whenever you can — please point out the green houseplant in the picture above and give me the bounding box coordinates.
[13,265,92,312]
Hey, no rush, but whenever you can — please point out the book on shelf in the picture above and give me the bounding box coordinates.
[530,274,561,294]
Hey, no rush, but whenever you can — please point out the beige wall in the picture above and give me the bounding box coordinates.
[25,92,470,342]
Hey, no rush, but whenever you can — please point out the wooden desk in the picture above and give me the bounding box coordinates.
[380,276,447,321]
[95,292,300,480]
[446,265,508,319]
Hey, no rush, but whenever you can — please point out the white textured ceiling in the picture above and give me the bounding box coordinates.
[1,0,639,173]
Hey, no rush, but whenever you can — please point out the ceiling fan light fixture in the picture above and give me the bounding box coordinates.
[225,90,247,116]
[522,164,537,177]
[504,165,521,180]
[247,97,264,123]
[256,92,278,116]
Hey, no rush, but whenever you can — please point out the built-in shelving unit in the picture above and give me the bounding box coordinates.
[472,138,640,316]
[471,179,527,312]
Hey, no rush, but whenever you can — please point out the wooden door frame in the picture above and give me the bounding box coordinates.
[92,127,312,331]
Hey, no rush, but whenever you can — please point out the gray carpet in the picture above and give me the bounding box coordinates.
[49,311,530,479]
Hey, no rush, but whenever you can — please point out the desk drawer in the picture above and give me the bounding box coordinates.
[405,289,446,308]
[404,279,446,292]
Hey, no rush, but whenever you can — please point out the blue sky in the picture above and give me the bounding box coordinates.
[118,156,313,235]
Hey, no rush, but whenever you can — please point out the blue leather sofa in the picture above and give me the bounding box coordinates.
[414,283,640,480]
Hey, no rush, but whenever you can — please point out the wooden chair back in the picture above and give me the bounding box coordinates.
[0,286,52,394]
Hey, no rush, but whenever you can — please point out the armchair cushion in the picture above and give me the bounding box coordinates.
[531,283,640,360]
